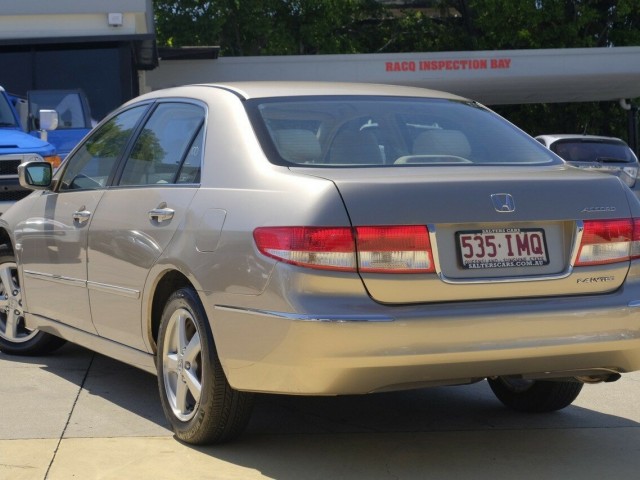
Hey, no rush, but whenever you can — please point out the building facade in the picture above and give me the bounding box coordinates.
[0,0,156,121]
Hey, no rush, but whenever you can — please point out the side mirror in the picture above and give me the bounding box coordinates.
[39,109,59,132]
[18,161,53,190]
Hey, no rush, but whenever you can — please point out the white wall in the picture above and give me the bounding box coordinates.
[0,0,151,38]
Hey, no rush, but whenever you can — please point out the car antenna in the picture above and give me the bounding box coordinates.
[582,120,589,136]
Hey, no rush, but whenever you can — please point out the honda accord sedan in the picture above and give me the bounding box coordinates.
[1,82,640,445]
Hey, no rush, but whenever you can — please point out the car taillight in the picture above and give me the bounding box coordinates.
[355,226,434,273]
[575,218,640,266]
[253,227,356,271]
[253,225,435,273]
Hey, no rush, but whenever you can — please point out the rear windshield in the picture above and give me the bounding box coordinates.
[551,139,637,164]
[246,96,560,167]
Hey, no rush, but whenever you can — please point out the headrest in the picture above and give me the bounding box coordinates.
[413,129,471,158]
[273,129,321,163]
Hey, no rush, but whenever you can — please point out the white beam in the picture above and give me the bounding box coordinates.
[147,47,640,105]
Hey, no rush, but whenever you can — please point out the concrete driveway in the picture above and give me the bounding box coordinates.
[1,342,639,480]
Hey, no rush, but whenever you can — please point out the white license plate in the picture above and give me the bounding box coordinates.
[456,228,549,269]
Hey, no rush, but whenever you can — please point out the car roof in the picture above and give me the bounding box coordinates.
[134,81,470,103]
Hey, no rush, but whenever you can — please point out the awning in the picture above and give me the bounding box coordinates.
[146,46,640,105]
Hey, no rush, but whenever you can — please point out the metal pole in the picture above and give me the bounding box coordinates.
[629,105,639,156]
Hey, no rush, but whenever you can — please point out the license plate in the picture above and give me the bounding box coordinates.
[456,228,549,269]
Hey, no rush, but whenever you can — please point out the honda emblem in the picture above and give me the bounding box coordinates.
[491,193,515,213]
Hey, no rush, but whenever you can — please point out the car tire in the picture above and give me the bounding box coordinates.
[0,250,66,356]
[157,287,254,445]
[488,376,583,413]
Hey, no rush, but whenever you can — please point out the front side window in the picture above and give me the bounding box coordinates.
[118,102,204,186]
[59,105,149,191]
[0,93,18,127]
[246,96,560,168]
[28,90,91,129]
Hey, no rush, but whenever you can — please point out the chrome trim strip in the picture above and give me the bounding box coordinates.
[87,281,140,299]
[628,301,640,308]
[24,270,140,299]
[24,270,86,288]
[568,220,586,267]
[428,223,444,276]
[429,220,585,285]
[215,305,395,322]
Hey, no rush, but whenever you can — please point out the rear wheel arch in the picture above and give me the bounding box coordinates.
[149,270,194,349]
[156,286,254,444]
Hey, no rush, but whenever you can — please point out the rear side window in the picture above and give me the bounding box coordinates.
[247,96,559,168]
[176,127,204,184]
[118,102,204,186]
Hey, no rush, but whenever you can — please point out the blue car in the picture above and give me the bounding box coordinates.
[0,86,59,214]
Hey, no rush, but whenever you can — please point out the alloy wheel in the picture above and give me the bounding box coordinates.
[161,307,203,421]
[0,262,37,344]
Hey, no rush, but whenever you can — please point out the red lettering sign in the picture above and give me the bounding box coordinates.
[386,57,512,73]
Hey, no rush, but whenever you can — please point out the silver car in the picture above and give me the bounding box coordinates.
[536,134,640,187]
[2,82,640,445]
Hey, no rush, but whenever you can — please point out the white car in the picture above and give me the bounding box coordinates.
[536,134,639,187]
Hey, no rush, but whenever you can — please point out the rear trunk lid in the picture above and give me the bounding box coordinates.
[293,164,635,303]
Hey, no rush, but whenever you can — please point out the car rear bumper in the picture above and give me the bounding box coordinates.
[209,284,640,395]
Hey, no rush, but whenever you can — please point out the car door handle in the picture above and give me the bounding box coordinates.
[72,209,92,224]
[148,207,175,223]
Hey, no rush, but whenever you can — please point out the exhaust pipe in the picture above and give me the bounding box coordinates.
[575,373,621,384]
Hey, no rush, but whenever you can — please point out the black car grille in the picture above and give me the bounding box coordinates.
[0,160,21,176]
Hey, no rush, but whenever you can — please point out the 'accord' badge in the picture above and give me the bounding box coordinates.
[581,206,616,213]
[491,193,515,213]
